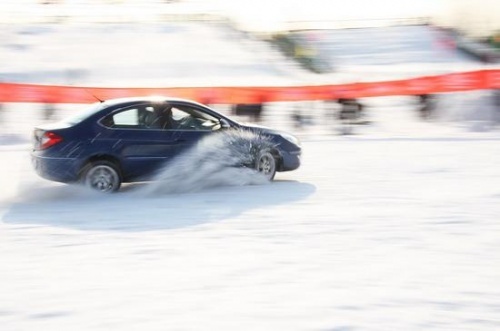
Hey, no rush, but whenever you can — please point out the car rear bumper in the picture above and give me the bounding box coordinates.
[31,153,80,183]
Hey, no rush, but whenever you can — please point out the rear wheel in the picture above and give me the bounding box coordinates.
[256,150,276,180]
[82,161,121,193]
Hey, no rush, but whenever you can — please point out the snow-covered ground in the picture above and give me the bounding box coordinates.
[2,128,500,331]
[1,19,500,331]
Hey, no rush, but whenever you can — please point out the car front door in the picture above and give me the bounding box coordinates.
[166,101,224,152]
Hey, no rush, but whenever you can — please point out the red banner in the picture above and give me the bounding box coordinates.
[0,69,499,104]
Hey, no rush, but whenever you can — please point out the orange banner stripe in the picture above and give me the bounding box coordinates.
[0,69,498,104]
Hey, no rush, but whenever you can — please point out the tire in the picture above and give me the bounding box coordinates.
[82,160,121,193]
[255,150,276,180]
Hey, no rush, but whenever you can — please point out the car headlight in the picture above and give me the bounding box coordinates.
[280,132,301,146]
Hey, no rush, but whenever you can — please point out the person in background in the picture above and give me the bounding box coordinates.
[232,103,263,123]
[416,94,436,120]
[336,98,364,135]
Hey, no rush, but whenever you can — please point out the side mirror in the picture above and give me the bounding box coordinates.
[220,119,231,129]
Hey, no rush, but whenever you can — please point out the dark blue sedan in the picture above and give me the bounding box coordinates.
[31,97,301,192]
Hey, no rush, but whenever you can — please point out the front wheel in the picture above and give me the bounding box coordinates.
[82,161,121,193]
[255,150,276,180]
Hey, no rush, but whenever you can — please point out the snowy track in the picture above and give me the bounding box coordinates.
[1,136,500,331]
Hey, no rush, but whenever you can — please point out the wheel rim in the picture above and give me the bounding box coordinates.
[86,165,119,192]
[257,153,276,179]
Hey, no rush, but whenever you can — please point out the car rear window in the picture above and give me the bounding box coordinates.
[62,102,106,125]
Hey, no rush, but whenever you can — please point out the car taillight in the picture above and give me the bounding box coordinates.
[35,131,63,150]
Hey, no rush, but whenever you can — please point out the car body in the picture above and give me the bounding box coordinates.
[31,96,301,192]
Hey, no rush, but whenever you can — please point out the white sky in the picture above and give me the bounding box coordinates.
[215,0,440,20]
[206,0,443,30]
[1,0,499,34]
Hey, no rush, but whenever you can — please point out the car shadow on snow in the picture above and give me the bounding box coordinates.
[2,180,315,232]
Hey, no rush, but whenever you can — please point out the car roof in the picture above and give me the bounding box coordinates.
[101,96,205,107]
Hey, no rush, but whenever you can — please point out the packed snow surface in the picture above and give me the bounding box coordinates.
[1,131,500,330]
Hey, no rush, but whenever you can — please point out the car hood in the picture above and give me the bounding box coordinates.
[239,123,301,147]
[240,122,282,135]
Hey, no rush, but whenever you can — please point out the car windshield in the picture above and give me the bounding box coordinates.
[62,102,106,125]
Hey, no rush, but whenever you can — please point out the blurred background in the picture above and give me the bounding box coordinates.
[1,0,499,140]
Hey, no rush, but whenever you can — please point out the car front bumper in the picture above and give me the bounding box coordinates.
[279,149,301,172]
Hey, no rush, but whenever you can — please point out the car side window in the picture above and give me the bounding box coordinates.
[100,103,221,131]
[138,106,157,128]
[170,105,220,131]
[114,108,139,126]
[101,105,159,129]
